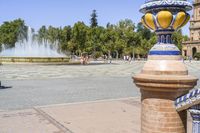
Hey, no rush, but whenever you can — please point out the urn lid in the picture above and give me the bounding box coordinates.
[140,0,192,13]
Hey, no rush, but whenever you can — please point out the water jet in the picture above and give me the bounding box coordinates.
[0,27,70,64]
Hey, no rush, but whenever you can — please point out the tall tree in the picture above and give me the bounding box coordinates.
[0,18,27,48]
[136,22,153,40]
[172,30,184,50]
[60,26,72,52]
[68,22,88,55]
[38,25,48,42]
[90,10,98,28]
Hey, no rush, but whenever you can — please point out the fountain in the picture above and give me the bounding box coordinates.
[0,27,70,64]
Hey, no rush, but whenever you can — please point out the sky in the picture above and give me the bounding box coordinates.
[0,0,191,35]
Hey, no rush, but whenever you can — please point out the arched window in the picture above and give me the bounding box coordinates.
[166,35,171,43]
[184,50,187,57]
[161,35,165,43]
[158,36,160,43]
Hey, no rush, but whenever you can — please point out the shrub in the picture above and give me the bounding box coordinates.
[93,52,102,59]
[194,52,200,60]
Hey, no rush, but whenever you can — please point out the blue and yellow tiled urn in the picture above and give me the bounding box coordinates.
[140,0,192,56]
[133,1,198,132]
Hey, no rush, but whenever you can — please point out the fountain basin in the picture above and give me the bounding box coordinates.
[0,57,71,64]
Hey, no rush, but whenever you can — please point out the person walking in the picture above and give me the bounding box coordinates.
[189,56,192,63]
[109,55,112,64]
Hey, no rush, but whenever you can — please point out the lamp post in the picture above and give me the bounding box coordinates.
[133,0,198,132]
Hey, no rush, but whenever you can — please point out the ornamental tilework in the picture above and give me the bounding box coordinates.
[175,88,200,111]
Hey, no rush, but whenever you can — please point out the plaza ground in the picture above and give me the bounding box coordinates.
[0,61,199,132]
[0,61,144,110]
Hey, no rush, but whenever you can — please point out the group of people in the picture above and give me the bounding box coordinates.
[80,55,89,65]
[79,54,137,65]
[183,56,193,63]
[103,55,112,64]
[123,55,133,63]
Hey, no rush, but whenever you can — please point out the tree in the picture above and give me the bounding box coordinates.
[115,19,135,58]
[86,26,105,57]
[136,22,154,40]
[134,22,157,57]
[103,24,116,57]
[60,26,72,52]
[194,52,200,60]
[90,10,98,28]
[38,25,48,42]
[46,26,61,43]
[0,18,27,48]
[172,30,184,50]
[0,16,188,58]
[69,22,88,55]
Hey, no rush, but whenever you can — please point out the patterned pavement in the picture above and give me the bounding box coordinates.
[0,61,144,110]
[1,61,199,81]
[0,61,144,80]
[0,61,199,110]
[185,61,200,87]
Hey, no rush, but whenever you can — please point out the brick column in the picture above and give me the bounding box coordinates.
[133,56,197,133]
[141,90,187,132]
[135,1,197,132]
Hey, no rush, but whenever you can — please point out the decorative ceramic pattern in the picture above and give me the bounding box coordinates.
[189,105,200,132]
[140,0,192,13]
[149,43,180,55]
[175,80,200,133]
[140,0,192,55]
[142,10,190,31]
[175,88,200,110]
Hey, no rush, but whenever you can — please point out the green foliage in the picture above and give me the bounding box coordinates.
[38,25,48,41]
[93,51,102,59]
[172,30,187,50]
[0,10,188,59]
[90,10,98,28]
[194,52,200,60]
[137,22,154,40]
[0,18,27,48]
[70,22,88,55]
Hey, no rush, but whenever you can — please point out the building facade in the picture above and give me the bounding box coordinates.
[182,0,200,57]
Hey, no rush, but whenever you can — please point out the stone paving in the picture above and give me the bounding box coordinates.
[0,60,199,132]
[1,61,199,81]
[0,61,144,80]
[0,61,143,110]
[0,61,199,110]
[0,97,193,133]
[0,98,141,133]
[185,61,200,87]
[0,77,140,110]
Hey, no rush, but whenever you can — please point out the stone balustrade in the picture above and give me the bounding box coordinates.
[175,88,200,133]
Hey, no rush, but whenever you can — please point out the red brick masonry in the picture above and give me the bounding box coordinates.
[141,90,187,133]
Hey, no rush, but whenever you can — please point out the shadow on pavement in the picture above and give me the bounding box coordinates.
[0,86,12,90]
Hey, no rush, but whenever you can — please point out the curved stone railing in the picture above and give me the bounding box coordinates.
[175,88,200,133]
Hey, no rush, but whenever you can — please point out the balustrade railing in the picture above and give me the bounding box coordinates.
[175,88,200,133]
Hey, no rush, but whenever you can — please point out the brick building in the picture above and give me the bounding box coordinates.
[182,0,200,57]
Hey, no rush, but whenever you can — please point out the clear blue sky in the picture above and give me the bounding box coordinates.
[0,0,190,35]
